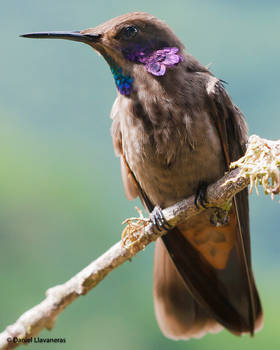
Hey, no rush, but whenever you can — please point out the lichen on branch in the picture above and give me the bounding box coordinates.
[230,135,280,198]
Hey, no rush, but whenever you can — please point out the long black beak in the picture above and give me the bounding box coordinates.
[20,31,101,44]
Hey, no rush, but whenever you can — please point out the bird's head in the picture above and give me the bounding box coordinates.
[21,12,187,96]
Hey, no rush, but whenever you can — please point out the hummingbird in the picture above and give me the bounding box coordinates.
[21,12,263,340]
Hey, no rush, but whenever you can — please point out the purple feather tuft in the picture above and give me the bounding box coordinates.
[123,46,183,76]
[140,47,183,76]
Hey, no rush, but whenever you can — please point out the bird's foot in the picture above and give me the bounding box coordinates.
[210,201,232,227]
[195,182,209,209]
[150,206,171,232]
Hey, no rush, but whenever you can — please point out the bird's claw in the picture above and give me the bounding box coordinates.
[195,182,209,209]
[150,206,171,232]
[210,207,230,227]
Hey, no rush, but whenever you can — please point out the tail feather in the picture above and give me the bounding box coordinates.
[154,239,223,340]
[153,199,263,339]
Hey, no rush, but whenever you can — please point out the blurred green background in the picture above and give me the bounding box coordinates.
[1,1,279,349]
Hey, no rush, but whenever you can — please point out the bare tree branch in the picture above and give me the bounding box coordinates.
[0,135,279,349]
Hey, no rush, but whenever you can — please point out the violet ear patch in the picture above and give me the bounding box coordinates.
[123,46,183,76]
[140,47,183,76]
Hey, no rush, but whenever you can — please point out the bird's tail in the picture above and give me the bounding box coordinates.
[154,238,223,340]
[153,201,263,340]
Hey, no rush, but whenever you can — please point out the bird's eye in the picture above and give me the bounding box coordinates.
[122,26,138,40]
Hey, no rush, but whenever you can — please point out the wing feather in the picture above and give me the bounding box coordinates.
[155,76,262,337]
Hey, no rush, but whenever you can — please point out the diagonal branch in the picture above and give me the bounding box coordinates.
[0,135,279,349]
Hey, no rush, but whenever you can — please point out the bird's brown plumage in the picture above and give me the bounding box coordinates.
[109,12,263,340]
[22,11,263,340]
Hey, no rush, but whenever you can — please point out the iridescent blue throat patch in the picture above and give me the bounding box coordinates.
[110,65,134,96]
